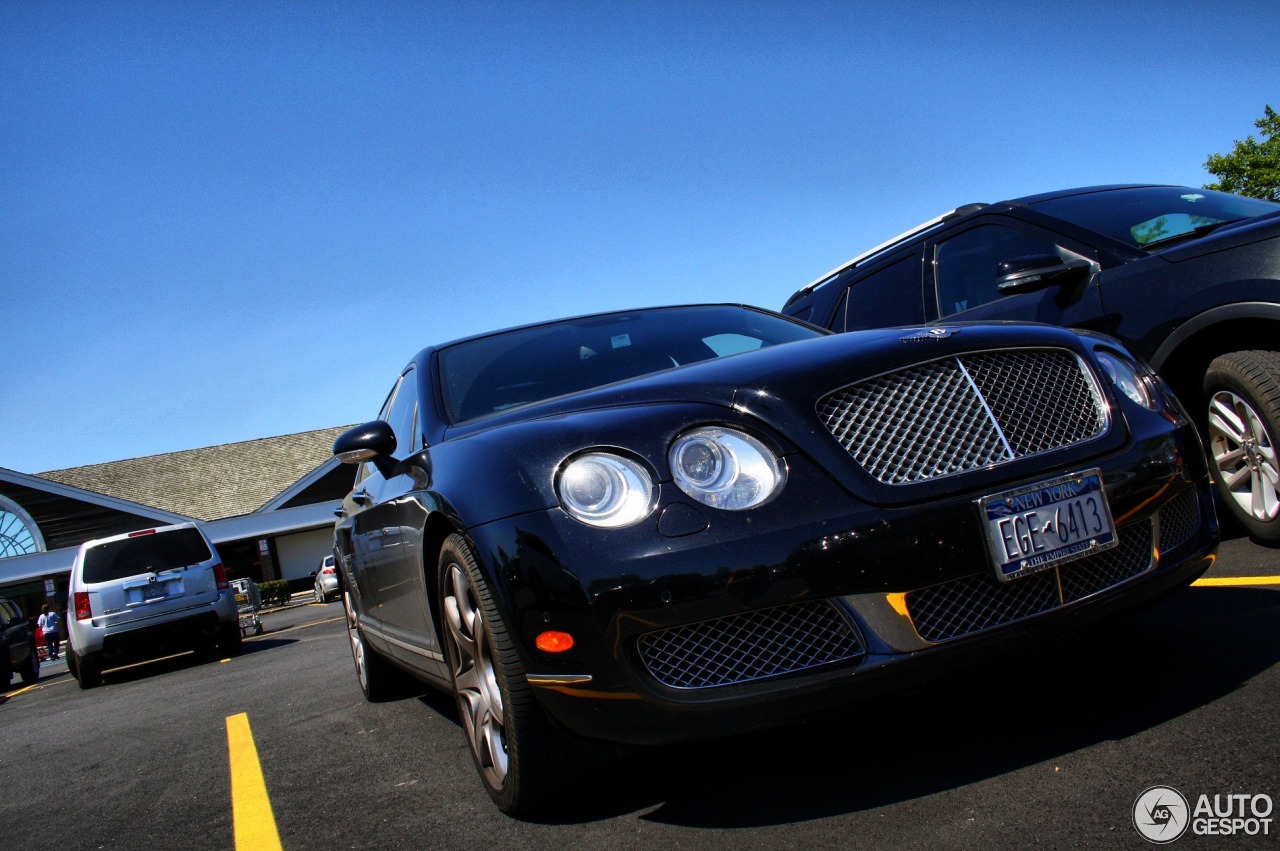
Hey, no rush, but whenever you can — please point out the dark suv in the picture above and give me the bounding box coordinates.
[783,185,1280,544]
[1,597,39,689]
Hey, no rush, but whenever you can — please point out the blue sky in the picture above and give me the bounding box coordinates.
[2,1,1277,474]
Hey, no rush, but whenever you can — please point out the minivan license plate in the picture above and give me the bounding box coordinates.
[980,469,1116,582]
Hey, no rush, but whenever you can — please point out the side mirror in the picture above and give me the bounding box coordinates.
[333,420,398,478]
[996,254,1094,295]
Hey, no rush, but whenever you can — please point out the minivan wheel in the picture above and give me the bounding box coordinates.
[1205,351,1280,546]
[439,533,578,816]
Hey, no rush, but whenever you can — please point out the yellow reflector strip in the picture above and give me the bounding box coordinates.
[226,713,283,851]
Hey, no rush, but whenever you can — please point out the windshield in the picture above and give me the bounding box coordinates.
[438,305,820,423]
[1029,186,1280,250]
[82,528,213,583]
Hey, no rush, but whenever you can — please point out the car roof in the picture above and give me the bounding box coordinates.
[785,184,1182,307]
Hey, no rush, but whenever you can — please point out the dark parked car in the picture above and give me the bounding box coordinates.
[782,185,1280,544]
[1,597,40,688]
[332,304,1217,815]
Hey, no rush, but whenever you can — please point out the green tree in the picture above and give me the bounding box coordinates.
[1204,104,1280,201]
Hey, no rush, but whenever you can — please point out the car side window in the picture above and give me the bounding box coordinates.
[384,367,421,455]
[934,225,1072,316]
[838,255,924,331]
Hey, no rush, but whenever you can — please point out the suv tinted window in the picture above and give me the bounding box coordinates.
[82,529,213,583]
[935,225,1072,316]
[839,255,923,331]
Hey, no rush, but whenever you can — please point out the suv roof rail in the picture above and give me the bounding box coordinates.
[784,202,988,307]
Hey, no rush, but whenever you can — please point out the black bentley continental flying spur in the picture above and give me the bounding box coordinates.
[330,304,1217,815]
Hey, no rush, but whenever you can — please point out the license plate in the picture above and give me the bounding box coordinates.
[979,469,1117,582]
[141,582,168,601]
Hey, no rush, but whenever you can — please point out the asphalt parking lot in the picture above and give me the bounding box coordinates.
[1,532,1275,850]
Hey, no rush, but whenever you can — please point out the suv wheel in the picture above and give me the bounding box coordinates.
[1205,351,1280,545]
[18,642,39,685]
[218,621,243,657]
[72,650,103,689]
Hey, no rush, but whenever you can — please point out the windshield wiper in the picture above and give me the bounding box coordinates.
[1141,218,1244,249]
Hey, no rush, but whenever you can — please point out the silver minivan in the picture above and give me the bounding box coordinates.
[66,522,241,689]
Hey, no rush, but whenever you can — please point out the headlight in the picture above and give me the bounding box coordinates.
[669,427,786,510]
[1096,351,1157,410]
[557,453,655,528]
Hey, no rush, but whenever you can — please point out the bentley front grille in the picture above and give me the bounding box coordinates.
[817,349,1107,484]
[636,600,864,689]
[905,519,1155,643]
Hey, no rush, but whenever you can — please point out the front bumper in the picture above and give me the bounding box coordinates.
[466,419,1217,748]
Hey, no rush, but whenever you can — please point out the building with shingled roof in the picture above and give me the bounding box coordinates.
[0,426,356,618]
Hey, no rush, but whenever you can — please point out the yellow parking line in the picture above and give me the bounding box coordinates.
[1193,575,1280,587]
[226,713,284,851]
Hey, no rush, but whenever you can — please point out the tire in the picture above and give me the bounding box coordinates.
[218,621,243,657]
[72,650,103,690]
[439,533,578,816]
[18,643,39,685]
[1204,351,1280,546]
[343,590,412,702]
[314,586,323,604]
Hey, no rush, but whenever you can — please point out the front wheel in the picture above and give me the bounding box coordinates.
[1205,351,1280,546]
[439,533,578,816]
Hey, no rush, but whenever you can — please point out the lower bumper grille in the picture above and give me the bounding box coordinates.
[1157,487,1202,554]
[637,600,864,689]
[906,518,1156,643]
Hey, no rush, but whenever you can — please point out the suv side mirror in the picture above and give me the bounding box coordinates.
[334,420,398,478]
[996,254,1094,295]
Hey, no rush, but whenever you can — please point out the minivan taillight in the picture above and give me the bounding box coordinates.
[74,591,93,620]
[213,562,229,590]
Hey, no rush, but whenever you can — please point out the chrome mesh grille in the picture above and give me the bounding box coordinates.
[1157,488,1201,554]
[906,519,1154,643]
[636,600,864,689]
[817,349,1106,484]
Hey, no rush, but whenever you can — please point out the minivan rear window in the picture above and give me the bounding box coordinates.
[82,529,213,583]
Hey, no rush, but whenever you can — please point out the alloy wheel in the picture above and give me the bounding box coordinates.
[344,591,368,694]
[443,561,508,790]
[1208,389,1280,522]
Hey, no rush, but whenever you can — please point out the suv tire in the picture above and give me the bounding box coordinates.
[1204,350,1280,545]
[72,649,103,689]
[18,642,39,685]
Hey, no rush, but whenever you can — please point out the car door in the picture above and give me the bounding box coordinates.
[345,367,444,673]
[925,220,1107,330]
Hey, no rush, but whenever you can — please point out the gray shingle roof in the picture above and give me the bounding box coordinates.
[35,426,354,522]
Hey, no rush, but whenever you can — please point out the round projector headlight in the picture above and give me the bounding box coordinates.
[557,453,654,528]
[670,427,786,510]
[1096,351,1157,410]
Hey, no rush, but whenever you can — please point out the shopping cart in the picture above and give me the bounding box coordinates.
[230,578,264,636]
